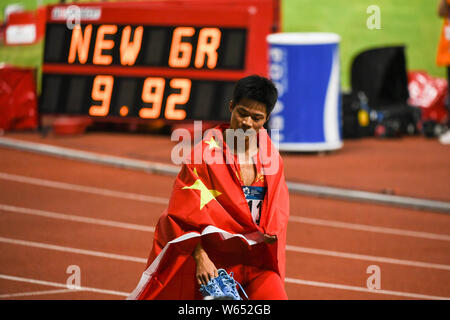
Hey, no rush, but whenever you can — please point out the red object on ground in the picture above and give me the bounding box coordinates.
[407,71,448,124]
[0,65,38,131]
[53,117,93,136]
[374,124,386,137]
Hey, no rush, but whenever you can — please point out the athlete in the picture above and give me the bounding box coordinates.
[128,75,290,300]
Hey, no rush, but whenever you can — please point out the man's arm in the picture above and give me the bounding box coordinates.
[192,242,218,285]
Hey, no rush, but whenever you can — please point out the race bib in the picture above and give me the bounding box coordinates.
[445,25,450,40]
[242,186,266,225]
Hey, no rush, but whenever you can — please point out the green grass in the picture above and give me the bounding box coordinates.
[282,0,445,90]
[0,0,445,92]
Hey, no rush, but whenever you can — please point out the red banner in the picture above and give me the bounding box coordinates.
[0,65,38,131]
[4,7,45,45]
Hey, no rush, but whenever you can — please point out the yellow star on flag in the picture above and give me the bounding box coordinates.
[204,137,221,150]
[255,172,264,183]
[182,168,222,210]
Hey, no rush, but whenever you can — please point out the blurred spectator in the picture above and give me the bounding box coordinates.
[437,0,450,119]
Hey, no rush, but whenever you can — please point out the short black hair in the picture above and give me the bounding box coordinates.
[231,75,278,115]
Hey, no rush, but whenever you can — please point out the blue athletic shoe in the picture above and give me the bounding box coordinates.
[200,277,230,300]
[215,269,248,300]
[199,269,248,300]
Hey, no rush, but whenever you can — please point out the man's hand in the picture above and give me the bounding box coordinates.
[263,233,277,244]
[192,243,218,286]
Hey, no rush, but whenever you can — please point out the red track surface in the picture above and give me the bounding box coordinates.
[0,131,449,300]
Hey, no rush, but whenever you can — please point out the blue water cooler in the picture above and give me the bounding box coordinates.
[267,33,343,151]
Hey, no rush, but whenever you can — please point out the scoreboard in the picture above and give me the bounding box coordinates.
[40,0,280,123]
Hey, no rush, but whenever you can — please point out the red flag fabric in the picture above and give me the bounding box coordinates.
[0,65,38,131]
[127,125,289,300]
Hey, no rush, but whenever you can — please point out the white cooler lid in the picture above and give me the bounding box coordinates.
[267,32,341,45]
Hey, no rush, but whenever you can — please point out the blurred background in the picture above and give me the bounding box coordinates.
[0,0,448,140]
[0,0,445,91]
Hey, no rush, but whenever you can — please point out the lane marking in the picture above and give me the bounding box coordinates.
[1,273,447,300]
[0,172,168,205]
[286,245,450,271]
[286,181,450,214]
[0,236,147,264]
[1,236,449,299]
[1,204,449,271]
[2,202,449,247]
[289,216,450,242]
[0,137,180,176]
[284,277,449,300]
[1,173,449,242]
[1,232,449,271]
[0,288,75,299]
[0,274,129,297]
[0,204,155,233]
[1,137,449,213]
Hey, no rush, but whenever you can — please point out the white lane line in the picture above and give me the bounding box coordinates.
[1,236,449,299]
[289,216,450,242]
[1,231,450,271]
[2,172,450,242]
[1,273,447,300]
[284,277,450,300]
[2,204,449,271]
[0,137,180,176]
[286,181,450,213]
[0,236,147,264]
[286,245,450,271]
[1,136,449,213]
[0,204,155,233]
[0,274,129,297]
[0,288,75,299]
[0,172,168,205]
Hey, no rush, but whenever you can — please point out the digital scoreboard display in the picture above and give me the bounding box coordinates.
[40,0,279,122]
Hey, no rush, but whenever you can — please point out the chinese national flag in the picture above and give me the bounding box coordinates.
[127,125,290,300]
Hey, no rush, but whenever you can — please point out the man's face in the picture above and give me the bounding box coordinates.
[229,98,268,133]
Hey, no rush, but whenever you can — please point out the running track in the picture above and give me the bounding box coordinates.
[0,131,449,300]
